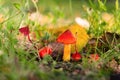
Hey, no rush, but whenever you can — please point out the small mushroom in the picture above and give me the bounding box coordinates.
[57,30,76,61]
[19,26,32,43]
[19,26,30,36]
[38,46,52,58]
[72,52,82,61]
[89,53,100,61]
[19,26,38,49]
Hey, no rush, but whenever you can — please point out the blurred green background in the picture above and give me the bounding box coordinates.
[0,0,120,80]
[0,0,117,19]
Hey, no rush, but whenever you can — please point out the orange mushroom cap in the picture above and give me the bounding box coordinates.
[38,46,52,58]
[90,54,100,61]
[57,30,76,44]
[72,52,82,61]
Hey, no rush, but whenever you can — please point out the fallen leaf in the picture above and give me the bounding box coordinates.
[69,24,89,52]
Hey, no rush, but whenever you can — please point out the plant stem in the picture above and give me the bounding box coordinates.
[28,34,32,43]
[28,34,37,49]
[69,0,72,16]
[116,0,119,10]
[95,37,99,53]
[33,0,39,13]
[1,11,21,24]
[74,43,78,53]
[74,32,78,53]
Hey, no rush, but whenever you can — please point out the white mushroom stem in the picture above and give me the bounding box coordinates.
[63,44,71,61]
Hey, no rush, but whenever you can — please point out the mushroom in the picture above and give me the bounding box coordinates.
[89,53,100,61]
[19,26,30,36]
[57,30,76,61]
[19,26,37,49]
[19,26,32,43]
[38,46,52,58]
[72,52,82,61]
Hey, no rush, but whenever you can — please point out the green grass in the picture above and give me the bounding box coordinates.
[0,0,120,80]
